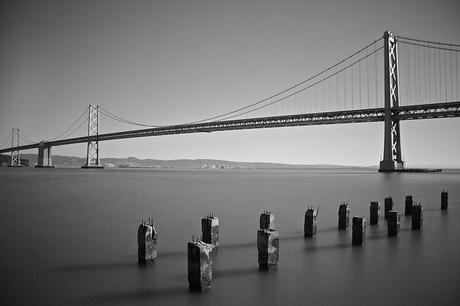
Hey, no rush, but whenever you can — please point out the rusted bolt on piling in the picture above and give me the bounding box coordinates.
[338,202,350,230]
[304,206,319,238]
[352,216,367,246]
[201,212,219,248]
[187,238,213,291]
[257,211,279,271]
[441,190,448,210]
[384,197,394,219]
[369,201,380,225]
[137,218,158,265]
[387,211,400,237]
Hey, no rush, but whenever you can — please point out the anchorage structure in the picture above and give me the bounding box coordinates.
[379,31,404,172]
[82,105,104,168]
[9,128,21,167]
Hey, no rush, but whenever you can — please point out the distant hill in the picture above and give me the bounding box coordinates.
[1,153,373,169]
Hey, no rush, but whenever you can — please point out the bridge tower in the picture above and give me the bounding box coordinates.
[82,105,104,169]
[379,31,404,172]
[8,128,21,167]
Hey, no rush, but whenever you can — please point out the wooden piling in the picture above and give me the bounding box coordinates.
[405,195,413,215]
[304,207,318,238]
[201,213,219,248]
[338,202,350,230]
[369,201,380,225]
[137,218,158,265]
[387,211,400,237]
[411,203,423,230]
[352,216,367,245]
[257,229,279,270]
[384,197,394,219]
[260,210,275,230]
[441,190,448,210]
[187,240,213,291]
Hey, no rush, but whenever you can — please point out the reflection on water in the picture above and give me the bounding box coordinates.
[0,168,459,305]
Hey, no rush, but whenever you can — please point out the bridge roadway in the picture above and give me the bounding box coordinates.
[1,101,459,154]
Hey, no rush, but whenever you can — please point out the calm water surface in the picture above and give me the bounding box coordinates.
[0,168,459,305]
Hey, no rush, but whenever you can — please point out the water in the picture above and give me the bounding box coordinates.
[0,167,459,305]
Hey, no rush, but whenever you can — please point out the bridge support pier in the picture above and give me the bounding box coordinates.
[82,105,104,169]
[8,128,21,167]
[379,31,404,172]
[35,142,54,168]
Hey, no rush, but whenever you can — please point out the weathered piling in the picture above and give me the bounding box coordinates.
[441,190,448,210]
[411,203,423,230]
[369,201,380,225]
[304,206,319,238]
[137,218,158,265]
[384,197,394,219]
[257,229,279,270]
[201,213,219,248]
[387,211,400,237]
[405,195,413,215]
[352,216,367,245]
[187,239,213,291]
[338,202,350,230]
[260,210,275,230]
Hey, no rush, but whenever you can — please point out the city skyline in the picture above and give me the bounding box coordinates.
[1,0,459,167]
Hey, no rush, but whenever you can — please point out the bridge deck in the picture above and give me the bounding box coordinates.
[0,101,459,154]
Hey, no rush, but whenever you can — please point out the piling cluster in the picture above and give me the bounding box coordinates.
[133,189,448,293]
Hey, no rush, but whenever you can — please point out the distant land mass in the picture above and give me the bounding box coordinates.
[0,154,375,169]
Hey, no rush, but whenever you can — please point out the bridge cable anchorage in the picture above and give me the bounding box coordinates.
[182,36,383,124]
[215,46,384,121]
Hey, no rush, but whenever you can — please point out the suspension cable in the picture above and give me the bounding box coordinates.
[397,40,460,52]
[0,134,12,148]
[49,108,88,141]
[19,131,37,144]
[99,107,163,128]
[215,46,384,121]
[396,35,460,47]
[184,36,384,124]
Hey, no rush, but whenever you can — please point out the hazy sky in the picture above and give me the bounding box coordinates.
[0,0,459,166]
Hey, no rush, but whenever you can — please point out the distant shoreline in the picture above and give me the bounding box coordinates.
[1,153,458,170]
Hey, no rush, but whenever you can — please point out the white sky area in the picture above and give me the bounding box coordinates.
[0,0,459,167]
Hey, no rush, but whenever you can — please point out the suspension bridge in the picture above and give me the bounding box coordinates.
[1,31,459,171]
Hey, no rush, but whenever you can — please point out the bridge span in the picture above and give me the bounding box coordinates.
[1,31,459,171]
[0,101,459,155]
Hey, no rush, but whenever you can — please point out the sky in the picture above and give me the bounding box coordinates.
[0,0,459,167]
